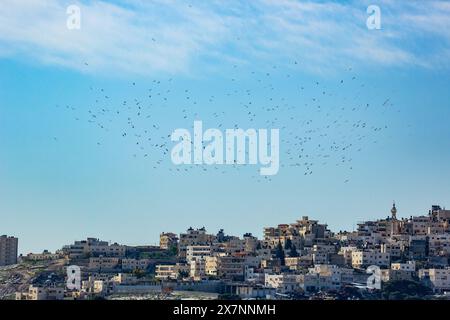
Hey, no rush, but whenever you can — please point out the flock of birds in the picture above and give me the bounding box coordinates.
[55,61,398,184]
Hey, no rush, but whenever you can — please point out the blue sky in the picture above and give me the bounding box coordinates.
[1,0,450,254]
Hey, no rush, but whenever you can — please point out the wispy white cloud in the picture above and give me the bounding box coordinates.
[0,0,449,75]
[0,0,230,75]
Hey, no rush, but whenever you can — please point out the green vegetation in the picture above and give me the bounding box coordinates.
[275,241,285,266]
[284,239,292,250]
[290,245,299,257]
[168,246,178,257]
[218,293,241,300]
[139,250,176,260]
[381,280,433,300]
[178,270,189,279]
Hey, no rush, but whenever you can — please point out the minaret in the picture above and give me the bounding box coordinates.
[391,201,397,220]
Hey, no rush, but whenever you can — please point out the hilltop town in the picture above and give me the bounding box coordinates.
[2,203,450,300]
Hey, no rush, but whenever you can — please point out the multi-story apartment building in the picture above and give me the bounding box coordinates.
[308,264,354,290]
[285,255,313,270]
[178,228,215,258]
[408,236,428,259]
[216,255,246,281]
[88,257,120,271]
[16,285,64,300]
[155,263,189,280]
[0,235,18,266]
[312,250,328,265]
[189,258,207,280]
[205,254,246,280]
[111,273,139,285]
[92,242,126,257]
[381,269,414,282]
[427,220,449,234]
[297,273,328,292]
[310,244,336,265]
[338,246,358,266]
[222,237,245,254]
[234,284,276,299]
[243,266,265,283]
[121,258,150,271]
[412,216,430,235]
[261,258,281,270]
[351,250,390,269]
[256,248,272,261]
[24,250,61,261]
[244,255,261,269]
[291,216,329,240]
[205,256,219,276]
[381,243,403,260]
[155,264,177,280]
[419,268,450,292]
[264,216,331,250]
[428,233,450,257]
[431,205,450,220]
[159,232,178,250]
[186,245,213,264]
[243,233,259,253]
[265,274,301,294]
[81,274,111,295]
[62,238,126,259]
[391,261,416,272]
[381,261,417,282]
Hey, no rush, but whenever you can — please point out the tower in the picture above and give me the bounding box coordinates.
[391,201,397,220]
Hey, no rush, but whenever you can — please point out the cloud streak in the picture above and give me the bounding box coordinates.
[0,0,449,76]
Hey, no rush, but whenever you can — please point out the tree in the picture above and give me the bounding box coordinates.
[284,238,292,250]
[178,270,189,279]
[169,245,178,256]
[290,245,299,257]
[132,268,146,279]
[275,241,285,266]
[381,280,433,300]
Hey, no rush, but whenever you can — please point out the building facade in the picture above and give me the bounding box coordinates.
[0,235,18,266]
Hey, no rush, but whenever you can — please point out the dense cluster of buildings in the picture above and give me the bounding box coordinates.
[4,203,450,299]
